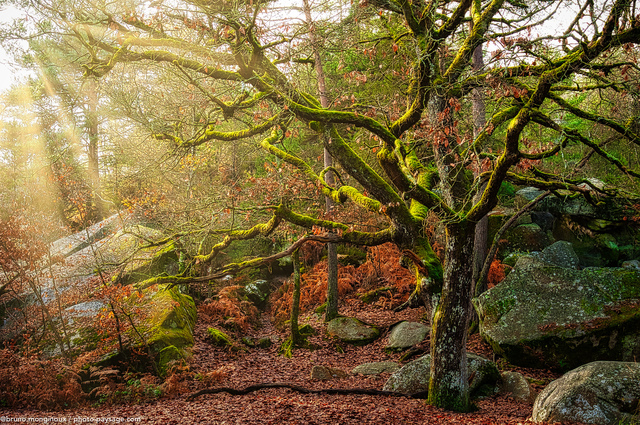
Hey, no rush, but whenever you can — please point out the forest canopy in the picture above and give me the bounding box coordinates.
[1,0,640,412]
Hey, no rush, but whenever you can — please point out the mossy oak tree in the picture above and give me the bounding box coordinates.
[15,0,640,411]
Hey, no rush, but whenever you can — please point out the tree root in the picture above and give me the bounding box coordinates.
[186,382,428,400]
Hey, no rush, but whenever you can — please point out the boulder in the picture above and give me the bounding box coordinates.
[530,211,555,232]
[144,285,196,349]
[207,328,234,347]
[499,371,536,403]
[386,321,429,350]
[539,241,580,269]
[65,300,106,318]
[532,361,640,425]
[257,336,274,348]
[138,285,197,375]
[382,353,499,398]
[116,233,181,286]
[474,260,640,369]
[311,365,348,380]
[326,317,380,345]
[515,187,547,206]
[351,361,400,375]
[622,259,640,271]
[516,188,598,217]
[502,223,552,255]
[49,213,125,259]
[244,279,271,309]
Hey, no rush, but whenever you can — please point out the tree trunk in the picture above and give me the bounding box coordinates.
[427,221,475,411]
[470,42,488,297]
[86,77,106,220]
[302,0,339,322]
[290,249,303,345]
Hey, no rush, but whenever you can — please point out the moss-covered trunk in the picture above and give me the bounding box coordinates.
[290,249,304,345]
[427,221,475,411]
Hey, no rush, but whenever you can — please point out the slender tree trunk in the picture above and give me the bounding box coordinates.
[86,77,105,220]
[303,0,339,322]
[290,249,303,345]
[428,221,475,411]
[471,42,488,296]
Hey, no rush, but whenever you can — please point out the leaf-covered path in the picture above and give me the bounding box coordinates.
[1,303,563,424]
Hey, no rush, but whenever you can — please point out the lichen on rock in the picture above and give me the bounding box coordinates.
[474,259,640,369]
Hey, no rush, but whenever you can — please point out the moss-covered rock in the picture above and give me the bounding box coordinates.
[144,285,196,349]
[119,241,181,286]
[134,284,196,375]
[299,324,316,335]
[474,261,640,370]
[157,345,187,376]
[359,287,393,303]
[386,321,429,351]
[207,328,234,347]
[351,361,400,375]
[257,336,273,348]
[244,279,271,309]
[502,223,553,255]
[326,317,380,345]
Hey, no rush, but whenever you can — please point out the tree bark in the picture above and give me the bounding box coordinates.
[427,221,475,411]
[470,41,487,294]
[302,0,339,322]
[86,77,106,220]
[290,249,303,345]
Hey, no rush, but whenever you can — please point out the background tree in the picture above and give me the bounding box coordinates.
[5,0,640,412]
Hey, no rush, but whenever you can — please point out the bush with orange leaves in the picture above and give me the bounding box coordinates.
[199,285,259,331]
[0,349,84,409]
[270,243,415,325]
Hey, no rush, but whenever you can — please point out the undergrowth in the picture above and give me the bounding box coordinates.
[0,349,83,410]
[199,284,260,332]
[270,243,414,326]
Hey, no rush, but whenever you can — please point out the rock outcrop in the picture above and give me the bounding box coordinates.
[474,249,640,369]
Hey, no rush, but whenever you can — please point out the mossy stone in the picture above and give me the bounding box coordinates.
[257,337,273,348]
[143,285,197,351]
[475,264,640,369]
[207,328,233,347]
[157,345,187,377]
[326,317,380,345]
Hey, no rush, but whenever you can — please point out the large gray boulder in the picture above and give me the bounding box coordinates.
[382,353,499,398]
[532,361,640,425]
[326,317,380,345]
[474,259,640,369]
[386,321,429,350]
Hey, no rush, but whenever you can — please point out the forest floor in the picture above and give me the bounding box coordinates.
[0,297,568,425]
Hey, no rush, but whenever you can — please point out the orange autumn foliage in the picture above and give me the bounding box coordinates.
[487,258,506,288]
[199,285,259,331]
[270,243,414,325]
